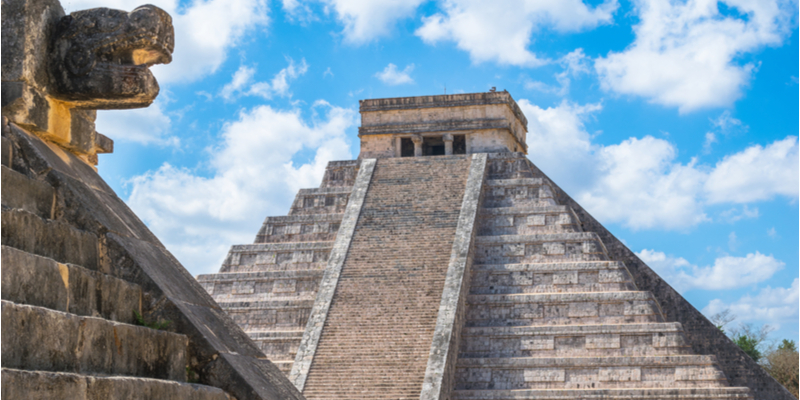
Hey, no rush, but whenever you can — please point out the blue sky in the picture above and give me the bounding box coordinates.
[65,0,798,343]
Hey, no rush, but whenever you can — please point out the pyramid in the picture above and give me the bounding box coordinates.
[197,92,791,399]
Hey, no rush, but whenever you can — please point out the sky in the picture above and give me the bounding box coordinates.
[63,0,799,343]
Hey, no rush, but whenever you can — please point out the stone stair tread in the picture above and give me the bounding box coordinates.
[462,322,684,336]
[473,261,627,272]
[486,178,546,187]
[1,301,187,381]
[1,208,99,270]
[1,368,233,400]
[1,245,142,325]
[452,387,753,400]
[228,242,333,252]
[295,187,352,195]
[479,205,570,215]
[261,214,344,223]
[217,299,315,308]
[476,232,602,244]
[456,355,718,367]
[196,269,323,281]
[468,291,654,303]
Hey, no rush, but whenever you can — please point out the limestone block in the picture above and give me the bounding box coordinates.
[524,369,565,382]
[568,302,599,318]
[586,334,621,349]
[552,271,578,285]
[598,368,641,382]
[520,336,554,350]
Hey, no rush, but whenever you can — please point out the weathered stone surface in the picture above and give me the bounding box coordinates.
[452,387,753,400]
[1,208,98,270]
[4,122,303,399]
[1,301,187,380]
[1,368,234,400]
[50,5,174,109]
[1,165,55,219]
[1,245,141,323]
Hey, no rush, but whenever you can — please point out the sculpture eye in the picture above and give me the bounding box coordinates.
[95,10,123,32]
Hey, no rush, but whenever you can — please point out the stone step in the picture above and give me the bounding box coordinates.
[255,213,343,243]
[470,261,635,294]
[477,206,582,235]
[2,246,142,324]
[452,387,753,400]
[460,322,691,358]
[272,361,293,376]
[465,291,663,327]
[486,154,535,180]
[218,299,314,331]
[249,330,303,359]
[1,301,186,381]
[483,178,557,208]
[219,242,332,273]
[320,159,360,188]
[1,208,99,270]
[1,165,55,219]
[474,233,609,264]
[197,270,323,302]
[455,355,728,390]
[289,187,351,216]
[1,368,233,400]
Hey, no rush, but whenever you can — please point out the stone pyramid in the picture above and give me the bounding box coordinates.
[197,92,791,400]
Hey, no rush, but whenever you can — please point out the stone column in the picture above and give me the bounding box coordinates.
[443,134,453,155]
[412,134,423,157]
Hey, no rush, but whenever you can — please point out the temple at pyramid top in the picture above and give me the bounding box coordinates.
[358,90,528,158]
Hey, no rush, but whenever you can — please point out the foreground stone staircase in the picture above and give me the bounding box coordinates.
[1,124,304,400]
[449,154,753,399]
[197,160,359,375]
[1,139,231,399]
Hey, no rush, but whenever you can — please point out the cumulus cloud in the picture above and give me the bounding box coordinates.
[318,0,426,44]
[64,0,269,84]
[703,279,799,326]
[595,0,796,112]
[518,100,799,230]
[127,102,357,274]
[220,59,309,100]
[416,0,617,67]
[637,249,785,292]
[375,63,415,85]
[705,136,799,204]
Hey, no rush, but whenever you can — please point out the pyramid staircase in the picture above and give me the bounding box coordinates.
[197,160,360,376]
[0,136,232,399]
[450,154,753,399]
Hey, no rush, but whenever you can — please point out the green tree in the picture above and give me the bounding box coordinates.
[734,334,762,361]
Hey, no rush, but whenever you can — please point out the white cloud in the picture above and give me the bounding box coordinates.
[704,279,799,326]
[94,98,178,146]
[319,0,426,44]
[375,63,415,85]
[220,66,257,100]
[595,0,795,113]
[126,102,357,274]
[637,249,785,292]
[64,0,269,84]
[416,0,617,67]
[518,100,798,230]
[728,231,739,251]
[220,59,309,100]
[703,132,717,153]
[719,205,759,223]
[705,136,799,204]
[525,49,591,96]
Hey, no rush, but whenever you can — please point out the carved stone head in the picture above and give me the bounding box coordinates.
[50,4,174,109]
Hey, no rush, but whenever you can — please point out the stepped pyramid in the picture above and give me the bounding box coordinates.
[199,91,791,400]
